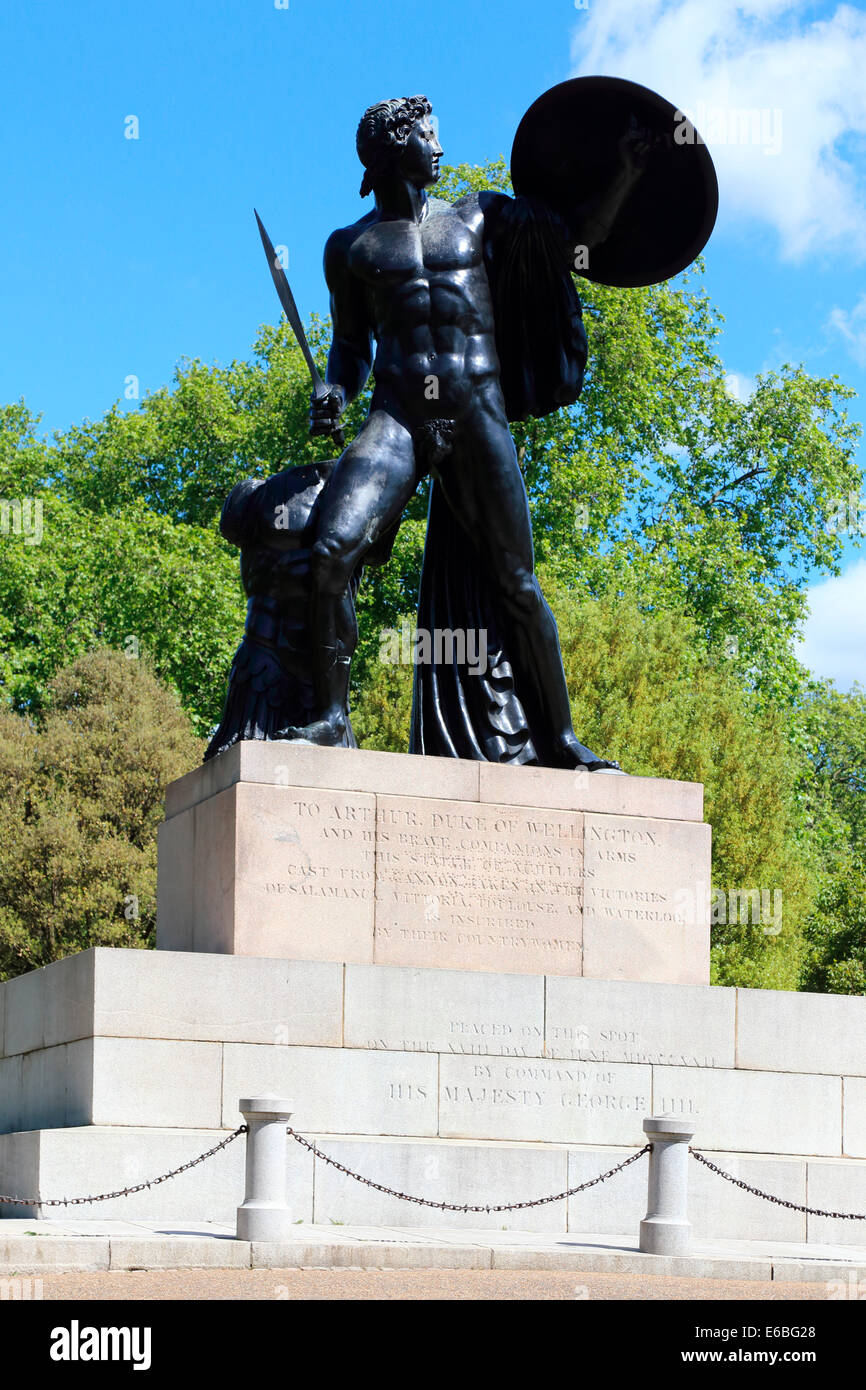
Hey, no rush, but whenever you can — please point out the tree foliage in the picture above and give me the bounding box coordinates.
[0,648,201,979]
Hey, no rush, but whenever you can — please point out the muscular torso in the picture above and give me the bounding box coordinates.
[330,194,504,424]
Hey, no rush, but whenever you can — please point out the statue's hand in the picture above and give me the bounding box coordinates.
[617,127,652,178]
[309,385,345,437]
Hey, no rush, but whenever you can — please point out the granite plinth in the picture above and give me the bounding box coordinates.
[157,744,710,983]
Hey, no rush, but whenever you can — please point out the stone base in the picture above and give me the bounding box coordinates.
[5,1126,866,1248]
[2,948,866,1241]
[157,743,711,983]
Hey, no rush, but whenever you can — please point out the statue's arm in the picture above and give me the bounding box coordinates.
[568,131,650,251]
[323,231,374,406]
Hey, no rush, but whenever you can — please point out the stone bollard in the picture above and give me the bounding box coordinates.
[639,1115,694,1256]
[236,1096,295,1242]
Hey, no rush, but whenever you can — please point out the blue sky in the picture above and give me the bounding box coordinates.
[2,0,865,687]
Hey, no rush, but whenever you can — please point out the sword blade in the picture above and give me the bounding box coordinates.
[254,209,328,398]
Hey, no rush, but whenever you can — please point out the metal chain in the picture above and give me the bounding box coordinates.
[0,1125,248,1208]
[286,1128,651,1213]
[691,1148,866,1220]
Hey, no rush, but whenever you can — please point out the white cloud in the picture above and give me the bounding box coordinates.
[571,0,866,261]
[724,370,756,401]
[826,293,866,366]
[798,559,866,688]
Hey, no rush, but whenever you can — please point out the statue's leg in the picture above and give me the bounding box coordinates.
[303,410,418,747]
[437,387,621,771]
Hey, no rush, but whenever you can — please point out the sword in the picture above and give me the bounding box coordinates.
[254,209,344,448]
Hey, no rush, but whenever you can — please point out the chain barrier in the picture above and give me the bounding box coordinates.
[10,1127,860,1222]
[286,1128,651,1212]
[0,1125,248,1208]
[691,1148,866,1220]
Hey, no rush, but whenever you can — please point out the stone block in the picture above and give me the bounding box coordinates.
[191,785,239,955]
[844,1077,866,1158]
[221,1043,438,1136]
[438,1054,651,1145]
[546,977,736,1067]
[581,814,711,984]
[737,989,866,1077]
[0,1056,22,1135]
[689,1152,808,1243]
[373,796,584,976]
[4,966,45,1056]
[89,950,343,1047]
[806,1159,866,1247]
[87,1039,223,1129]
[41,951,97,1053]
[343,963,545,1057]
[4,949,345,1052]
[11,1037,225,1131]
[478,764,703,821]
[309,1135,569,1232]
[773,1260,866,1286]
[158,746,712,983]
[0,1129,41,1214]
[0,1125,307,1224]
[249,1238,491,1269]
[653,1065,842,1156]
[108,1237,251,1270]
[166,742,480,819]
[164,742,243,820]
[156,811,195,951]
[20,1045,75,1132]
[0,1236,110,1272]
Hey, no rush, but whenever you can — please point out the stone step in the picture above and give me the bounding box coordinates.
[1,950,865,1157]
[2,1127,866,1249]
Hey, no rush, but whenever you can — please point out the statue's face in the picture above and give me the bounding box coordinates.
[399,115,443,188]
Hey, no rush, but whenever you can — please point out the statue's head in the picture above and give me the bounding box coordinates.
[356,95,442,197]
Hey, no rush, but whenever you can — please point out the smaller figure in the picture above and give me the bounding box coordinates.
[204,459,394,761]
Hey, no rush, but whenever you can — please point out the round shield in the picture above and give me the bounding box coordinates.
[510,76,718,288]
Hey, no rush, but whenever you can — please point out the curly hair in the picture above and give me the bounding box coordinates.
[356,95,433,197]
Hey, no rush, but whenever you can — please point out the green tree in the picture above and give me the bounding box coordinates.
[799,682,866,993]
[0,648,202,979]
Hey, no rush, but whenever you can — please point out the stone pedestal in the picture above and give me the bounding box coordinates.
[156,743,711,984]
[1,948,866,1238]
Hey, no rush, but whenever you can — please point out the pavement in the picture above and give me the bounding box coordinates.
[1,1218,865,1289]
[8,1266,849,1300]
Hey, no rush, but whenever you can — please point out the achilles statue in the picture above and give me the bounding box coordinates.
[207,79,716,768]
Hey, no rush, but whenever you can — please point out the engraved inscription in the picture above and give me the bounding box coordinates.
[263,799,376,902]
[361,1018,546,1057]
[547,1022,718,1068]
[585,822,684,925]
[374,797,584,974]
[439,1056,653,1142]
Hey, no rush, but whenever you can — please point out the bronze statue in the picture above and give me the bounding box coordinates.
[207,79,716,768]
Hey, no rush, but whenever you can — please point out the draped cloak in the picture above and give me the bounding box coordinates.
[409,193,588,766]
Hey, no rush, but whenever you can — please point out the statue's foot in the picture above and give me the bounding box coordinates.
[280,712,354,749]
[555,732,625,775]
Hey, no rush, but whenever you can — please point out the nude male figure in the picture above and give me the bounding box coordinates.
[303,95,642,769]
